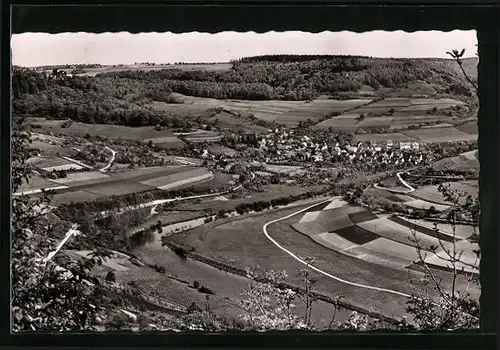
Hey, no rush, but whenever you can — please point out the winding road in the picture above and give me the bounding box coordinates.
[262,197,479,320]
[100,146,117,172]
[373,172,415,194]
[262,198,412,298]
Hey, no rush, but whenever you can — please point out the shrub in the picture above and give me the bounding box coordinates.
[154,265,166,273]
[198,285,215,295]
[193,280,201,289]
[105,271,116,282]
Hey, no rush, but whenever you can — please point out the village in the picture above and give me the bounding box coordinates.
[198,127,427,172]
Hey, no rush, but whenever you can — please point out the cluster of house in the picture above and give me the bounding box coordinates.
[252,128,427,166]
[197,128,428,170]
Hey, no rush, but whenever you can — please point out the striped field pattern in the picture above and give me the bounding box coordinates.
[289,197,479,274]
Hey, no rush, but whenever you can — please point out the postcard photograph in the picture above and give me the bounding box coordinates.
[10,29,480,332]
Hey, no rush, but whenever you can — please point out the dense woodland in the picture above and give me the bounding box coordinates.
[12,69,190,128]
[101,55,478,100]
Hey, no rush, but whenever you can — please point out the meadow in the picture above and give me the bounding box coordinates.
[73,63,233,77]
[401,127,477,143]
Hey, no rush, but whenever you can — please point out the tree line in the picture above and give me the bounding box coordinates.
[98,55,476,101]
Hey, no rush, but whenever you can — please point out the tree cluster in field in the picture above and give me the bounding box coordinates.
[97,55,477,101]
[128,225,158,250]
[233,189,325,215]
[419,167,478,179]
[70,208,153,252]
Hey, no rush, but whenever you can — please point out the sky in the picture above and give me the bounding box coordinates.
[11,30,477,67]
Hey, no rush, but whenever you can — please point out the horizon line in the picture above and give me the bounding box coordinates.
[14,55,478,69]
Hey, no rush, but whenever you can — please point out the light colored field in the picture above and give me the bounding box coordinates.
[299,211,321,223]
[404,199,451,212]
[421,123,453,129]
[61,156,95,170]
[166,156,203,166]
[400,103,462,112]
[25,118,65,129]
[357,217,440,251]
[110,165,189,180]
[410,186,451,205]
[356,98,411,111]
[423,240,479,274]
[185,136,222,143]
[394,194,416,202]
[13,186,69,196]
[459,150,478,161]
[27,156,72,169]
[409,98,465,105]
[364,187,409,202]
[50,171,110,185]
[375,98,412,106]
[291,220,327,236]
[346,247,409,270]
[157,173,213,191]
[315,232,359,251]
[31,132,65,143]
[354,133,416,143]
[397,216,478,240]
[43,164,84,172]
[402,127,476,143]
[140,168,210,189]
[208,145,238,156]
[314,208,364,232]
[314,114,360,128]
[28,140,59,151]
[390,115,450,125]
[360,237,420,264]
[323,198,349,211]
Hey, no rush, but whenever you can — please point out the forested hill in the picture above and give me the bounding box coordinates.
[11,55,477,128]
[98,55,478,101]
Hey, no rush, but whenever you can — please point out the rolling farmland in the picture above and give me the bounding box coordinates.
[149,94,372,127]
[25,117,186,146]
[354,132,416,143]
[431,149,479,172]
[15,52,481,332]
[401,127,477,143]
[23,165,227,205]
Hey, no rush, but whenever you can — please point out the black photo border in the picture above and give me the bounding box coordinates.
[1,1,498,349]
